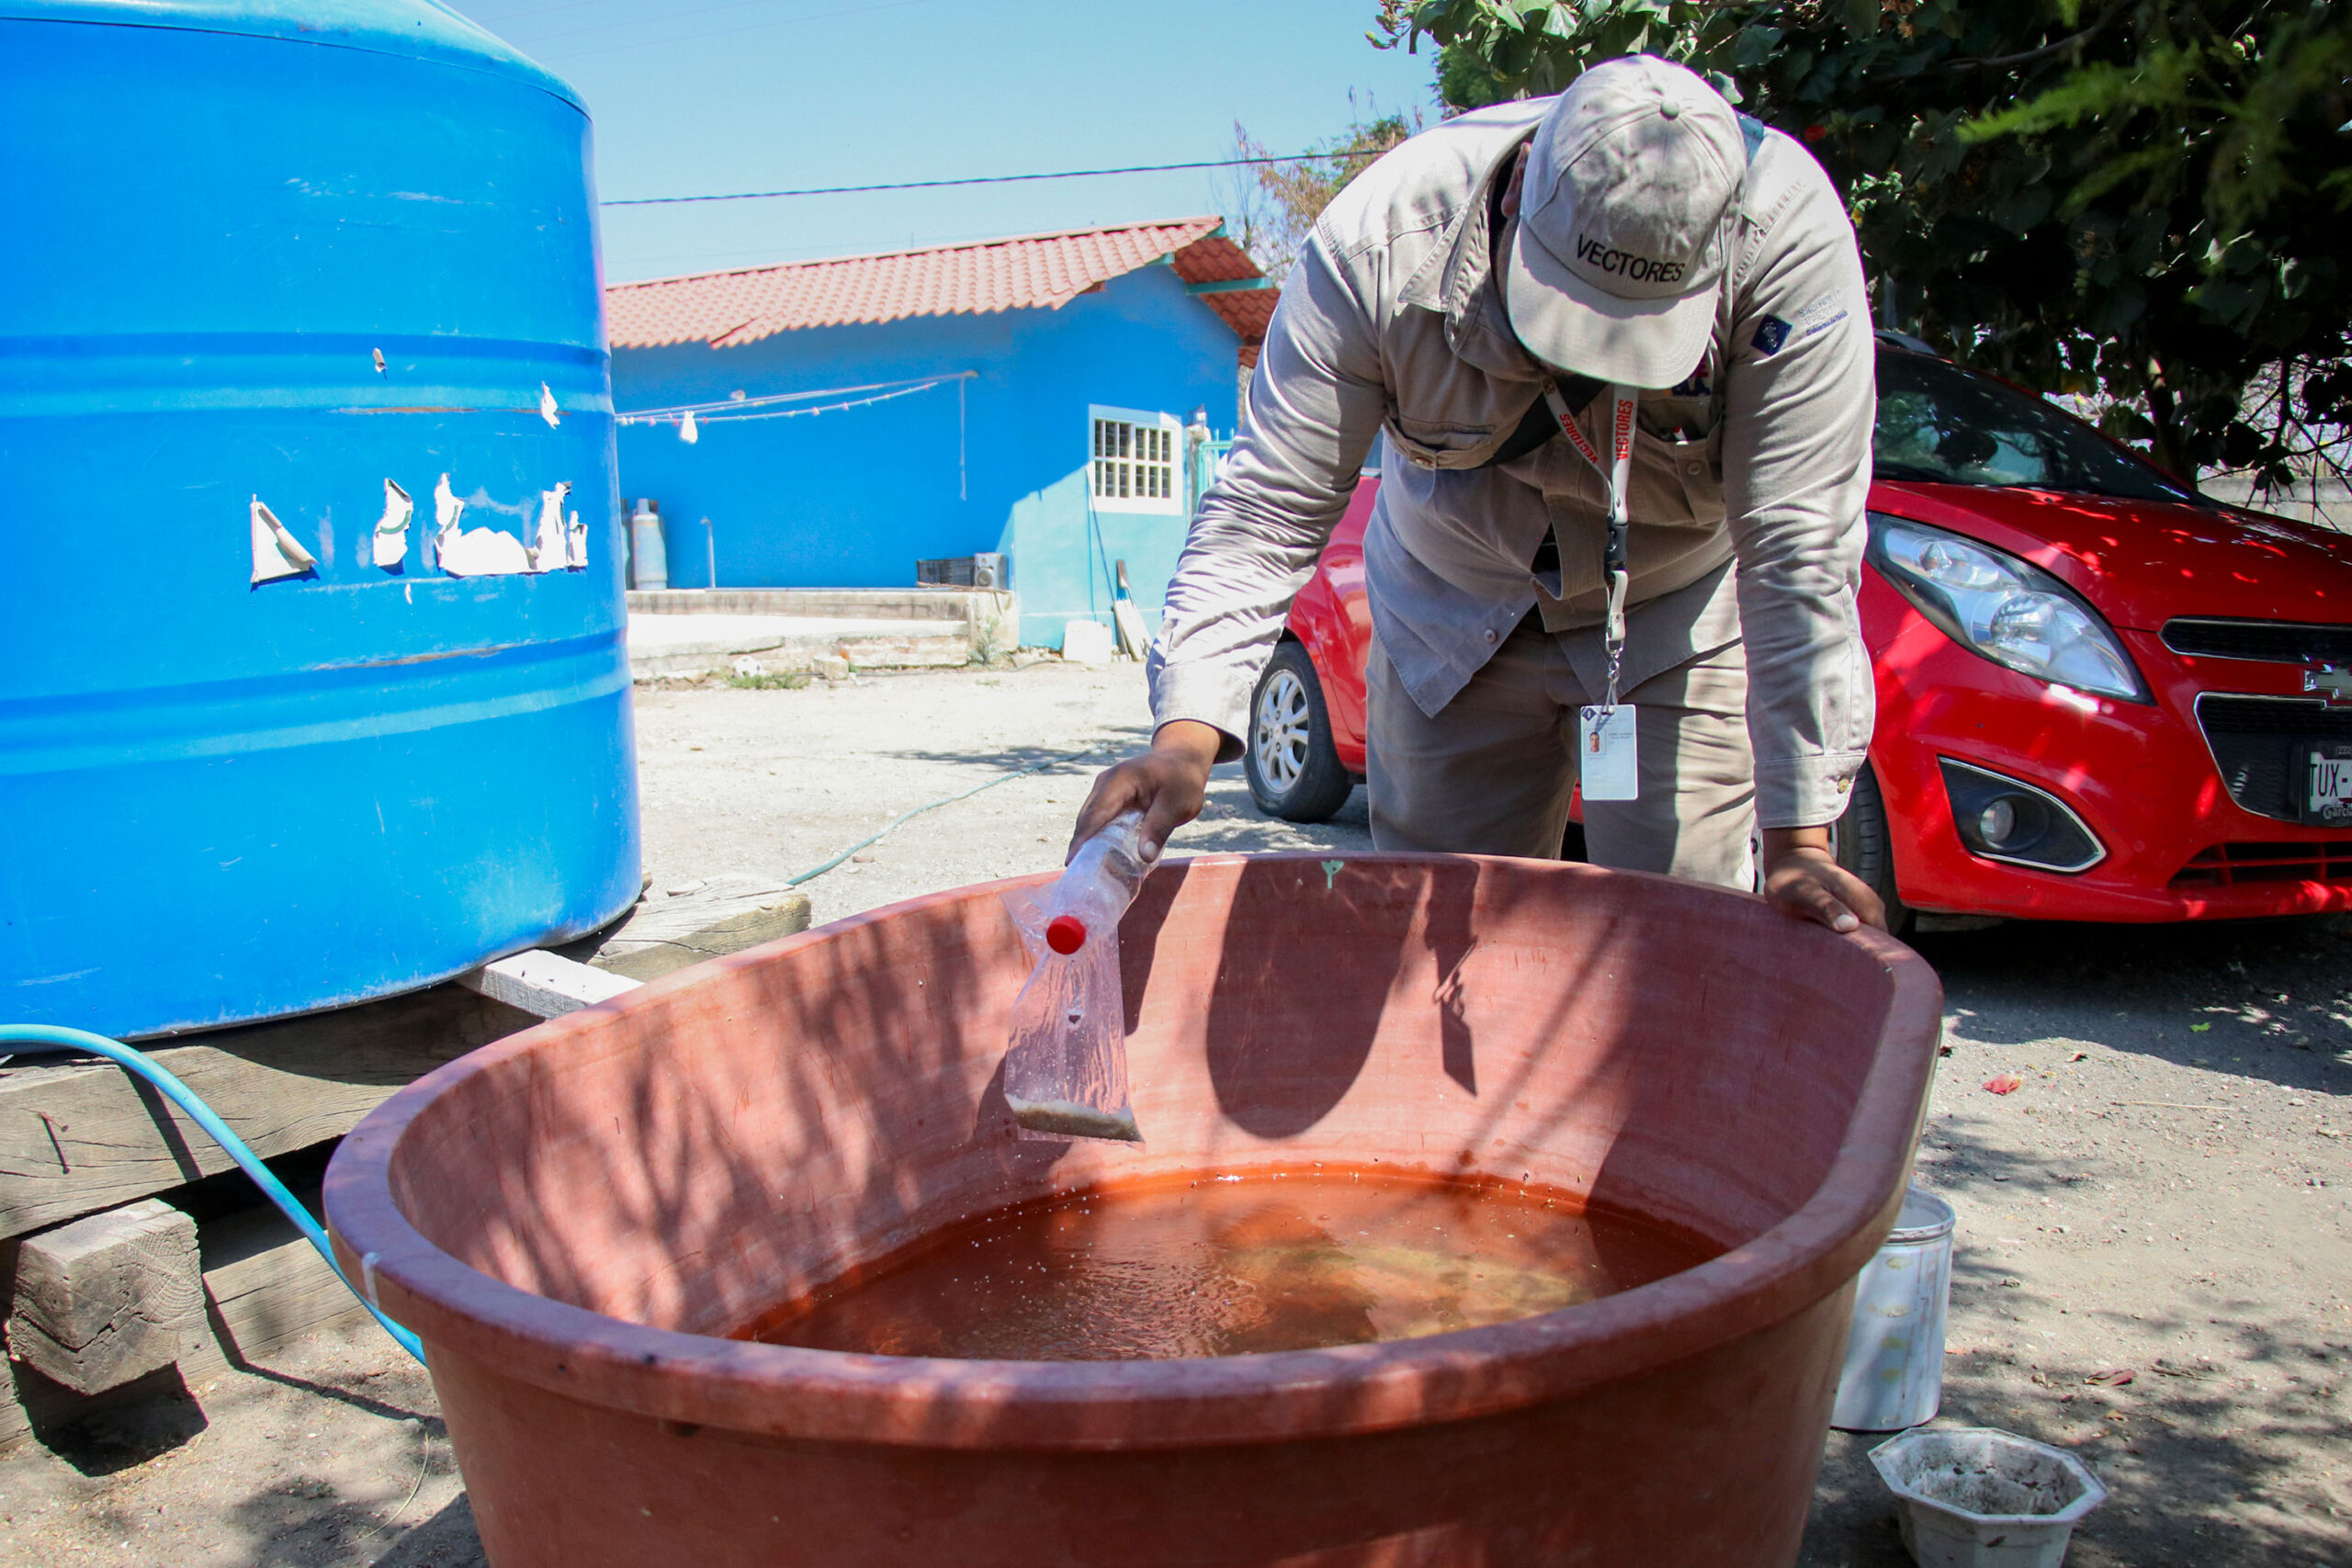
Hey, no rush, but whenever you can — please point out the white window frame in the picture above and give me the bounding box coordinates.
[1088,406,1182,515]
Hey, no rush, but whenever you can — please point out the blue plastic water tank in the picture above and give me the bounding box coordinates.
[1,1,640,1037]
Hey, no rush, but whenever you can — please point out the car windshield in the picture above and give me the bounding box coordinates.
[1873,351,2196,503]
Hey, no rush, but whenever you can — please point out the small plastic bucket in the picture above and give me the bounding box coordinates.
[1870,1427,2108,1568]
[1833,1185,1955,1431]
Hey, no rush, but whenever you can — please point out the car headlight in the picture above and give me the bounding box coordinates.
[1868,514,2149,701]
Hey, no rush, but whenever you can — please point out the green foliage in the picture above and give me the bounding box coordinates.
[1371,0,2352,490]
[728,670,812,690]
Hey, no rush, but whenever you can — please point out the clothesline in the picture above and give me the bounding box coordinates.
[617,369,971,499]
[616,371,974,425]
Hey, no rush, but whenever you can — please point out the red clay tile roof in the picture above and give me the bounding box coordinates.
[606,218,1278,352]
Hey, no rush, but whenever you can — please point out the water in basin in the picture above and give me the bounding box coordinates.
[737,1168,1719,1359]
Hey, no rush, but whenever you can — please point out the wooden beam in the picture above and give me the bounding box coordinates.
[585,883,812,982]
[6,1199,202,1395]
[0,984,536,1240]
[458,950,641,1019]
[200,1190,371,1364]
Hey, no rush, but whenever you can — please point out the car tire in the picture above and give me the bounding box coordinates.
[1246,641,1355,823]
[1832,761,1912,936]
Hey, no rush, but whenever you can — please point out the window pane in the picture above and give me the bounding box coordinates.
[1872,353,2188,502]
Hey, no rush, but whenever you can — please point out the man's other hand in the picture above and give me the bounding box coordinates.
[1760,826,1888,934]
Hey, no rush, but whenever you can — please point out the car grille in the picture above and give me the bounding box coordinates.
[2171,841,2352,887]
[2194,694,2352,821]
[2164,617,2352,665]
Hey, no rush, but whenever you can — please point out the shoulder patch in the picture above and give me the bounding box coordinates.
[1751,315,1791,355]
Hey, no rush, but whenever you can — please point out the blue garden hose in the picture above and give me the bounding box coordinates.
[0,1024,425,1364]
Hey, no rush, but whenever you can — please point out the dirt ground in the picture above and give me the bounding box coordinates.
[6,660,2349,1566]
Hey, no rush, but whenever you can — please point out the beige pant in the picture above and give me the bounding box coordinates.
[1367,616,1757,887]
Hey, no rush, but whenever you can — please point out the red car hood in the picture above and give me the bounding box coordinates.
[1870,479,2352,633]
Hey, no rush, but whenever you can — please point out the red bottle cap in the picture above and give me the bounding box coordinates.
[1045,914,1087,954]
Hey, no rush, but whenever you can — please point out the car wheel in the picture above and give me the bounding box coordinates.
[1246,642,1355,823]
[1832,761,1912,936]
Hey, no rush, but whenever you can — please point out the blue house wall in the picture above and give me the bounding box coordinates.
[610,262,1244,649]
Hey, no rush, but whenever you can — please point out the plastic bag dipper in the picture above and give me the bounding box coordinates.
[1000,810,1153,1142]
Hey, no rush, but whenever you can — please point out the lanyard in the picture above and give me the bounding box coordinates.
[1542,378,1636,707]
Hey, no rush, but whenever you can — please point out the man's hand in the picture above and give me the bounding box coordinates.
[1069,720,1223,864]
[1760,825,1887,934]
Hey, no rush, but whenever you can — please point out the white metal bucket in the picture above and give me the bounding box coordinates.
[1833,1185,1956,1431]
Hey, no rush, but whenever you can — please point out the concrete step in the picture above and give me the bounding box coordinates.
[626,614,974,677]
[626,587,1011,623]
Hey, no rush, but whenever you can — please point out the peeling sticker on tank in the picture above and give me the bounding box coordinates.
[431,472,528,577]
[1322,860,1345,889]
[433,473,464,546]
[439,525,532,577]
[566,509,588,570]
[539,382,561,427]
[530,481,572,572]
[371,347,386,375]
[249,496,317,583]
[374,478,413,570]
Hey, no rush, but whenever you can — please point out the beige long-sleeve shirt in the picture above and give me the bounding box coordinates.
[1148,96,1877,829]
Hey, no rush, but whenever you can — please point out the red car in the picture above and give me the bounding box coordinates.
[1245,336,2352,932]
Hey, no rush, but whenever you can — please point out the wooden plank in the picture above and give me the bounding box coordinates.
[582,879,812,982]
[6,1199,202,1394]
[458,950,641,1018]
[1113,599,1152,660]
[200,1191,371,1364]
[0,984,536,1240]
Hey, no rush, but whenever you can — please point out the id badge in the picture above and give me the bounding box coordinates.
[1577,705,1639,802]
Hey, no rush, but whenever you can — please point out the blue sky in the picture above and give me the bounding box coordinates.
[450,0,1440,283]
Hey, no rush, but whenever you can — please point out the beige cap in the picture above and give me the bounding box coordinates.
[1504,55,1746,389]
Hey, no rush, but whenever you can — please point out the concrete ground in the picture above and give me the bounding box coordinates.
[5,660,2348,1565]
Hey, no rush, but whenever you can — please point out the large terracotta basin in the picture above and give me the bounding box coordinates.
[325,854,1941,1567]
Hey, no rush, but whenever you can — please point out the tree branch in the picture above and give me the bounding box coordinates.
[1947,25,2104,72]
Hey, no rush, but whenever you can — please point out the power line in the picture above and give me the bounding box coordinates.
[601,151,1361,207]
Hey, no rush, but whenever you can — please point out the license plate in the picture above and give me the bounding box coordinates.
[2310,748,2352,824]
